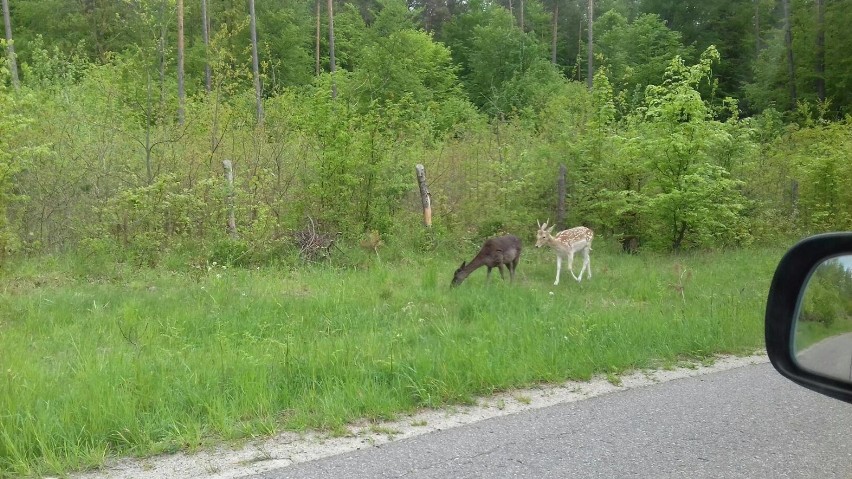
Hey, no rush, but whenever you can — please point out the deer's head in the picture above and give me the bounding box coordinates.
[535,220,556,248]
[451,261,468,287]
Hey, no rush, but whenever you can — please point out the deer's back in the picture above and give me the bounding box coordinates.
[482,235,522,264]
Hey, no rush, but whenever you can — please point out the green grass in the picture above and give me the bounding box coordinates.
[0,246,783,477]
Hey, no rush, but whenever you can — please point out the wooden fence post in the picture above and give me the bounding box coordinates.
[223,160,237,238]
[415,164,432,227]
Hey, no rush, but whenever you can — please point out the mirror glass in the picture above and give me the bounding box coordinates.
[794,255,852,382]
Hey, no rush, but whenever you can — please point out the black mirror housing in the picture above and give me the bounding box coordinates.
[765,232,852,403]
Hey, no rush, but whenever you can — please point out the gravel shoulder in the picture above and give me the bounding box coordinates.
[72,353,768,479]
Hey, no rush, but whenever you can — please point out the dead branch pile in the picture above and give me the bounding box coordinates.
[293,216,337,262]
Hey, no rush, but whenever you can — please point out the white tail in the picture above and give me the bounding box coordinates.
[535,221,593,285]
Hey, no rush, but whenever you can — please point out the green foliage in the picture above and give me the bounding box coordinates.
[442,2,551,116]
[96,176,216,266]
[1,0,850,261]
[0,65,34,263]
[575,48,753,251]
[800,258,852,326]
[595,11,694,113]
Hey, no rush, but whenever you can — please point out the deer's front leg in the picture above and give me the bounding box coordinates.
[497,263,506,280]
[554,255,562,285]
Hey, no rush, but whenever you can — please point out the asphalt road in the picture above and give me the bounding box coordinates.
[251,363,852,479]
[798,332,852,382]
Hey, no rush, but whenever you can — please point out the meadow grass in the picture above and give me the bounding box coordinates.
[0,244,783,476]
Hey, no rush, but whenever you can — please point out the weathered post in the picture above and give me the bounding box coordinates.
[223,160,237,238]
[415,164,432,227]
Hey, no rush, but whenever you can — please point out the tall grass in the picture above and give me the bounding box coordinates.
[0,245,782,476]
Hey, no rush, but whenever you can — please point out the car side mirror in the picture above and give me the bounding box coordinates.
[765,232,852,403]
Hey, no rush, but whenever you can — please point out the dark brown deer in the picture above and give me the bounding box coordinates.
[451,235,522,287]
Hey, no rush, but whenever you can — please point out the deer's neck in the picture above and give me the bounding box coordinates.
[464,253,489,272]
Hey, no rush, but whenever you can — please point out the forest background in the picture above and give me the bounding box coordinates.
[0,0,850,266]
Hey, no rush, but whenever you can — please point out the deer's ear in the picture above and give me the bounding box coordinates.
[548,225,556,234]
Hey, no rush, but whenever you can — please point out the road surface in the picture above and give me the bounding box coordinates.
[251,362,852,479]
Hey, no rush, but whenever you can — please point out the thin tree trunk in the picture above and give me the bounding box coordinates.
[520,0,524,31]
[145,71,154,184]
[211,84,220,157]
[551,2,558,64]
[754,0,760,59]
[82,0,104,57]
[315,0,321,76]
[327,0,337,99]
[578,21,582,81]
[223,160,237,238]
[2,0,18,90]
[556,164,567,230]
[201,0,211,93]
[791,179,799,221]
[249,0,263,123]
[815,0,825,102]
[177,0,185,124]
[587,0,594,90]
[782,0,796,110]
[158,0,167,110]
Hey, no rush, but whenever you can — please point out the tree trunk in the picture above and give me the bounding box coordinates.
[249,0,263,123]
[815,0,825,102]
[177,0,185,124]
[158,0,167,110]
[327,0,337,99]
[587,0,594,90]
[201,0,211,93]
[791,179,799,221]
[315,0,321,76]
[578,20,582,81]
[520,0,524,31]
[672,221,687,252]
[556,164,567,230]
[81,0,103,57]
[2,0,19,90]
[754,0,760,59]
[551,2,558,64]
[782,0,796,110]
[415,164,432,228]
[223,160,237,238]
[145,71,154,184]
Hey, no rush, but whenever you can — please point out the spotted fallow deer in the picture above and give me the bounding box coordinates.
[451,235,522,287]
[535,221,593,285]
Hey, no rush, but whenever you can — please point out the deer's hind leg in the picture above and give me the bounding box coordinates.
[574,247,591,281]
[567,251,582,282]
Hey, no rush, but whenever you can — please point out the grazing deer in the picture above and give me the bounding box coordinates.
[451,235,522,287]
[535,221,593,285]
